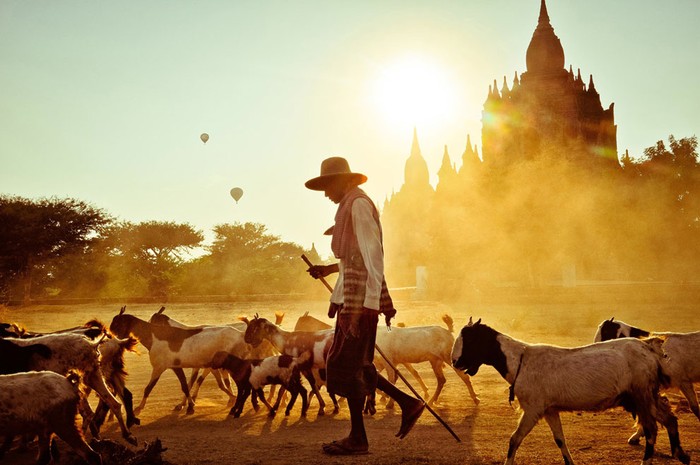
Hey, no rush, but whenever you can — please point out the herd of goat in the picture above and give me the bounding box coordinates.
[0,306,698,465]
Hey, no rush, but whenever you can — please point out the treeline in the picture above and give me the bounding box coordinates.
[0,201,325,304]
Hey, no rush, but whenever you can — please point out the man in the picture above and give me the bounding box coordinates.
[305,156,424,456]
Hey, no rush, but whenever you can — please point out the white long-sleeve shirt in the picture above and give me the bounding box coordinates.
[330,197,384,310]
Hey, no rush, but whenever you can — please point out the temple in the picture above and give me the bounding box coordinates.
[382,0,622,288]
[482,0,617,166]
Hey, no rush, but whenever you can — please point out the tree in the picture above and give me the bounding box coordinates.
[107,221,204,299]
[178,222,318,296]
[636,135,699,279]
[0,196,110,303]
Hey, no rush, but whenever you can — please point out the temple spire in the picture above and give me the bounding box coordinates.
[404,127,430,188]
[502,76,510,96]
[588,74,597,93]
[438,145,455,178]
[410,127,421,158]
[539,0,550,25]
[526,0,565,73]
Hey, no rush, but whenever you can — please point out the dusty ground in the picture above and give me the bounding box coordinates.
[1,297,699,465]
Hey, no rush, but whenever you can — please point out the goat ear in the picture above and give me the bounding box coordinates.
[158,306,166,314]
[238,316,250,325]
[475,318,481,326]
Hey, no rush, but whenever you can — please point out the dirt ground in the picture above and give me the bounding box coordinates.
[1,298,699,465]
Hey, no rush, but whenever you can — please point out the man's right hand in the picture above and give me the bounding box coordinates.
[307,264,335,279]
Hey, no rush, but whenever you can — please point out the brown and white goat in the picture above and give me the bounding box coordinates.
[211,351,310,418]
[109,306,251,415]
[244,315,335,415]
[148,307,282,410]
[0,371,102,465]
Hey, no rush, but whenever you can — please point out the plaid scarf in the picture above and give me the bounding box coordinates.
[331,187,396,337]
[331,187,368,259]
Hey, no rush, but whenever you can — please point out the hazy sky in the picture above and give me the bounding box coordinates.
[1,1,698,258]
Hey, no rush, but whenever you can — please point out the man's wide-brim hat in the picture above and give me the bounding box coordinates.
[305,156,367,191]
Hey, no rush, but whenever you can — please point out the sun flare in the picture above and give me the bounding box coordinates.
[372,55,458,128]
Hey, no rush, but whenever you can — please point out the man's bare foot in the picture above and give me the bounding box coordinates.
[396,399,425,439]
[322,437,369,455]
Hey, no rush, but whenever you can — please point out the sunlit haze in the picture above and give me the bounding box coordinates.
[372,54,459,130]
[1,1,698,258]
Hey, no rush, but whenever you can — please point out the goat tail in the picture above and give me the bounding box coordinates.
[65,370,88,397]
[120,335,140,353]
[66,370,83,387]
[442,314,455,333]
[643,336,673,388]
[83,318,107,331]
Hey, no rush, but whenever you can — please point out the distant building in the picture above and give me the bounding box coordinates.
[382,0,621,288]
[483,0,618,167]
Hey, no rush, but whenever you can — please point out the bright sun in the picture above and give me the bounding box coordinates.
[372,55,457,129]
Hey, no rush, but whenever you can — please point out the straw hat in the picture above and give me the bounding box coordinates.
[305,157,367,191]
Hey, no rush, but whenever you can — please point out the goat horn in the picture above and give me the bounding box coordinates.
[158,306,166,314]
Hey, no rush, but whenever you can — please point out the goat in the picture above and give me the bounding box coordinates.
[0,371,102,465]
[594,317,652,342]
[244,314,337,415]
[87,329,141,434]
[0,334,136,445]
[452,318,690,465]
[109,305,250,415]
[4,319,142,433]
[150,307,283,409]
[293,311,332,332]
[293,312,479,408]
[31,321,139,436]
[595,317,700,443]
[148,307,240,409]
[0,321,27,338]
[375,314,479,408]
[211,351,310,418]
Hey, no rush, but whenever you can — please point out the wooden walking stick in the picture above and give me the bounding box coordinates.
[301,254,462,442]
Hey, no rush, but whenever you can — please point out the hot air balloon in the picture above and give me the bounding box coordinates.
[230,187,243,203]
[200,133,209,144]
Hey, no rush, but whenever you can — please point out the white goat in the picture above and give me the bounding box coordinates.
[2,333,136,446]
[109,306,251,415]
[293,312,440,410]
[0,371,102,465]
[375,314,480,408]
[595,317,700,443]
[452,318,690,465]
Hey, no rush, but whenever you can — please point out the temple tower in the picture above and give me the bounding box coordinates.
[481,0,618,167]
